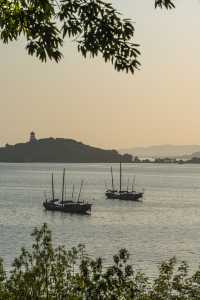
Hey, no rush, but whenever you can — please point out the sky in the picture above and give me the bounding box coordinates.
[1,0,200,149]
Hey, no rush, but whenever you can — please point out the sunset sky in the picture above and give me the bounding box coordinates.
[1,0,200,149]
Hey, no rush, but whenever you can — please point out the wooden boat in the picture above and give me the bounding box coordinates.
[43,169,92,214]
[105,163,143,201]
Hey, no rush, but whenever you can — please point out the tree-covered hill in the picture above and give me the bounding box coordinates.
[0,138,132,163]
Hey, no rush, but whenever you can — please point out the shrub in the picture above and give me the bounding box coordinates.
[0,223,200,299]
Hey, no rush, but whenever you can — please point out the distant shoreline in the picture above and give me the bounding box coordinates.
[0,160,200,164]
[132,156,200,164]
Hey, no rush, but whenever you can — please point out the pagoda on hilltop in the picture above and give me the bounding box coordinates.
[29,131,37,143]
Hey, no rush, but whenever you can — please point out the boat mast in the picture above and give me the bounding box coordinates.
[77,180,84,202]
[132,176,136,192]
[111,166,114,191]
[119,162,122,192]
[126,178,129,192]
[104,181,108,190]
[72,184,75,199]
[61,168,65,205]
[51,173,55,201]
[64,182,67,201]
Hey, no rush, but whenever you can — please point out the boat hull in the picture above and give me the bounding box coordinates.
[43,201,92,214]
[106,191,143,201]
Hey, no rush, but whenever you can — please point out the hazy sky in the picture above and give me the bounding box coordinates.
[1,0,200,149]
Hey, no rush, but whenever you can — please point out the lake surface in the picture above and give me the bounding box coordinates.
[0,162,200,276]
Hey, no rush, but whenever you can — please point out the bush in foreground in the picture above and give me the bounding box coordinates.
[0,223,200,299]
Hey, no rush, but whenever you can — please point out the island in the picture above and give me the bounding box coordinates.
[0,132,132,163]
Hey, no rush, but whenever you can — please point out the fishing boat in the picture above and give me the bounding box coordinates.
[43,169,92,214]
[105,163,143,201]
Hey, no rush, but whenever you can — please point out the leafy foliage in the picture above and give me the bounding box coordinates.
[1,223,200,299]
[0,0,176,73]
[0,0,140,73]
[155,0,175,9]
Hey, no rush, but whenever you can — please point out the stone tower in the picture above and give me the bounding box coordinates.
[29,131,37,143]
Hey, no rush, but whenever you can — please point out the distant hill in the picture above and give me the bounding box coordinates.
[0,138,132,163]
[186,151,200,159]
[119,145,200,158]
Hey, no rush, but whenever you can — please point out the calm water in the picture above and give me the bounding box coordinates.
[0,162,200,275]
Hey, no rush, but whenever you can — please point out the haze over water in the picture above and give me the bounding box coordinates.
[1,162,200,276]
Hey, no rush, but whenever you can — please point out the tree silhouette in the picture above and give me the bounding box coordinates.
[0,0,175,73]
